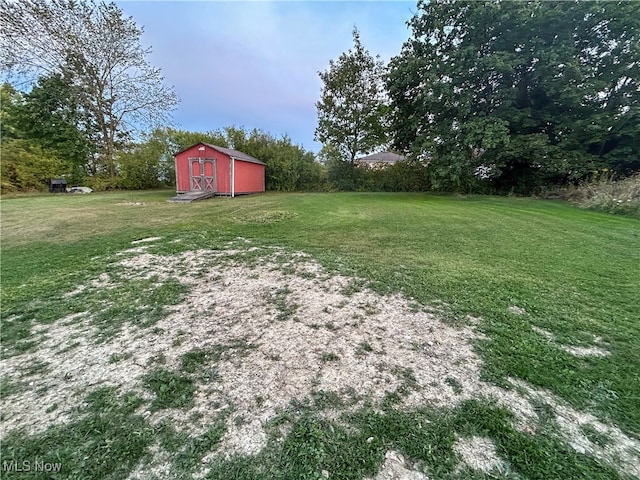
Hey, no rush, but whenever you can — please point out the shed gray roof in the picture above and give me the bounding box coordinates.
[176,142,265,165]
[203,143,265,165]
[355,152,405,164]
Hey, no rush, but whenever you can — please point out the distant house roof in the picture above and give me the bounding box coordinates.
[175,142,266,165]
[355,152,405,166]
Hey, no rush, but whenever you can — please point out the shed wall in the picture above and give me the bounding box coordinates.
[217,155,231,193]
[175,143,265,195]
[175,144,230,193]
[234,160,265,193]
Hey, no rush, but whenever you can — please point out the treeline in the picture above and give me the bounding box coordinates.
[1,80,428,193]
[3,0,638,196]
[0,88,325,193]
[84,125,329,193]
[316,2,640,194]
[1,77,425,194]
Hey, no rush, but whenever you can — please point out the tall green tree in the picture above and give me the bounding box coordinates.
[315,28,389,164]
[0,83,22,140]
[1,81,78,191]
[388,0,640,192]
[11,74,91,180]
[0,0,178,178]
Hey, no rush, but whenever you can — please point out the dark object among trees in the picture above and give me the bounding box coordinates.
[48,178,67,193]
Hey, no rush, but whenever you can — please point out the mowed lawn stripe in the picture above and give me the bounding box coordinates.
[1,191,639,475]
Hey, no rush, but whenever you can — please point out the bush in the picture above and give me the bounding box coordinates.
[541,174,640,217]
[80,174,120,191]
[327,158,361,191]
[0,180,19,194]
[0,139,70,192]
[361,161,431,192]
[326,158,431,192]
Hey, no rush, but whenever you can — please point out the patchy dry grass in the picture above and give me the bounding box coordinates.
[1,239,639,479]
[1,192,639,479]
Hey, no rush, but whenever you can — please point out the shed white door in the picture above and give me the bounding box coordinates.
[189,159,216,192]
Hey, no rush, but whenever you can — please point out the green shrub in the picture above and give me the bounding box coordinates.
[0,180,19,194]
[0,139,70,192]
[80,174,120,191]
[542,173,640,217]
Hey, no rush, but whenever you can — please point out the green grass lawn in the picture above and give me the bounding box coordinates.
[1,191,639,479]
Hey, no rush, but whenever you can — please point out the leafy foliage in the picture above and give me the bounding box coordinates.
[542,173,640,217]
[166,127,229,153]
[118,131,174,189]
[220,126,326,192]
[0,83,22,140]
[3,76,90,182]
[388,0,640,193]
[321,143,430,192]
[0,0,178,178]
[0,139,70,193]
[316,28,389,163]
[359,161,431,192]
[112,126,326,192]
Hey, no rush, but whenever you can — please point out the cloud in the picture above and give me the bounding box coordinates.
[117,1,415,152]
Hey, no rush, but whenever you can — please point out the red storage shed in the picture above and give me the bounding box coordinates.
[174,143,265,197]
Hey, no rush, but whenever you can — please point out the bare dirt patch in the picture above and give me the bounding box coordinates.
[1,241,638,479]
[511,379,640,478]
[532,326,610,358]
[364,450,427,480]
[453,435,504,473]
[508,305,527,315]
